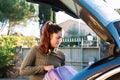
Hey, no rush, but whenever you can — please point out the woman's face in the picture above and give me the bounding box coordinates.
[50,31,63,48]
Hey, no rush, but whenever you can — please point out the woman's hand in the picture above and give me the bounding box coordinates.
[44,65,54,71]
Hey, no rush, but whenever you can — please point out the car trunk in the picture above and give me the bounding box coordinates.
[26,0,120,55]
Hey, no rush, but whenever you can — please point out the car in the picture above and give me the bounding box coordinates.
[26,0,120,80]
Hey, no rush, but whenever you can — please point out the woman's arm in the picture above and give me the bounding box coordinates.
[56,49,66,66]
[19,46,45,76]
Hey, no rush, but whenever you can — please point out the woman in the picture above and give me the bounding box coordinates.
[20,21,65,80]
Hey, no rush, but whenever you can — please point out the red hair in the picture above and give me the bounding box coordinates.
[39,21,62,55]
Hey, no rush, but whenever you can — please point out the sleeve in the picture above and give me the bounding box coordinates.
[61,53,65,66]
[56,49,65,66]
[19,46,45,76]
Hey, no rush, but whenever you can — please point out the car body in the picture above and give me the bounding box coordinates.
[26,0,120,80]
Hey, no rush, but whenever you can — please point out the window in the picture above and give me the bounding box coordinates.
[114,21,120,37]
[95,67,120,80]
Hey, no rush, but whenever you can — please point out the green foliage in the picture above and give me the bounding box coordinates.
[11,33,38,47]
[0,35,38,68]
[39,3,56,35]
[0,35,38,78]
[39,3,56,24]
[115,9,120,14]
[22,36,38,47]
[67,26,86,37]
[0,0,35,22]
[0,11,5,21]
[0,36,16,68]
[0,0,36,35]
[67,26,79,36]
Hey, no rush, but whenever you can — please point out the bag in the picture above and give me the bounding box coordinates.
[43,66,78,80]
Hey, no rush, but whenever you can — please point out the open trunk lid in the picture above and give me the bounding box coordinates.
[27,0,120,55]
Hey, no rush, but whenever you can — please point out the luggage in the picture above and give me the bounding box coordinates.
[43,66,78,80]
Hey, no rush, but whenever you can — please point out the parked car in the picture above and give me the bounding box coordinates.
[26,0,120,80]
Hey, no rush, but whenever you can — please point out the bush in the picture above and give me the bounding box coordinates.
[0,36,16,78]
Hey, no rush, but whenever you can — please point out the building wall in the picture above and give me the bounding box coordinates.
[22,47,100,71]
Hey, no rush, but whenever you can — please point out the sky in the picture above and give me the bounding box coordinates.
[105,0,120,9]
[1,0,120,38]
[0,21,40,38]
[56,11,77,24]
[0,11,76,38]
[14,21,40,38]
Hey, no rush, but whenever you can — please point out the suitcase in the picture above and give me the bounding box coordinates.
[43,66,78,80]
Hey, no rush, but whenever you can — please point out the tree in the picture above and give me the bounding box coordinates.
[0,36,16,78]
[22,36,38,47]
[115,9,120,14]
[0,0,35,35]
[39,3,56,36]
[0,34,38,77]
[67,26,79,36]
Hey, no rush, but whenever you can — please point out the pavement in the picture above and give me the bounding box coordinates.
[0,76,29,80]
[0,79,28,80]
[0,78,27,80]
